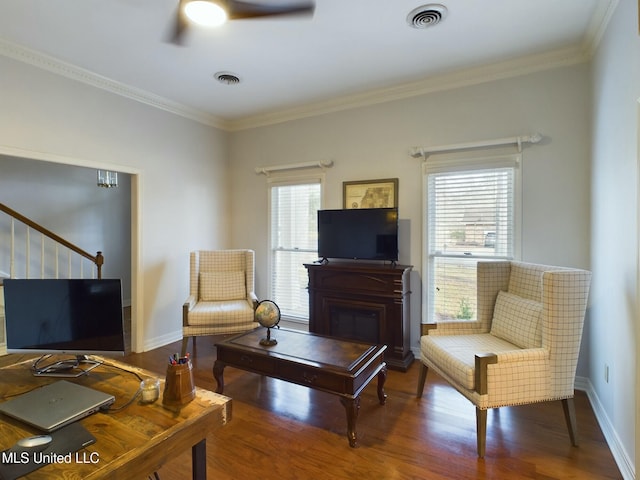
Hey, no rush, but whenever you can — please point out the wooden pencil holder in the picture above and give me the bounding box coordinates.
[163,360,196,406]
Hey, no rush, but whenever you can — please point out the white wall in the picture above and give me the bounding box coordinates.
[591,0,640,475]
[0,56,230,352]
[229,63,592,369]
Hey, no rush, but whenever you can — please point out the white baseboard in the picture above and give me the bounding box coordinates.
[576,376,635,480]
[143,320,308,353]
[143,330,183,353]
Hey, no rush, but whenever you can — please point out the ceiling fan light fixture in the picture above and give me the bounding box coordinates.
[184,0,228,27]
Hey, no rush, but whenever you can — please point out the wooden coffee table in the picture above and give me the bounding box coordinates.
[213,328,387,447]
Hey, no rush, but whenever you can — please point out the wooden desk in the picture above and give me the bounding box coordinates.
[0,355,231,479]
[213,328,386,447]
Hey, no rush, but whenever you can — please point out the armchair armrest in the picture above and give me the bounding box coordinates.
[422,320,490,337]
[494,347,548,363]
[182,294,196,327]
[475,353,498,395]
[420,323,438,336]
[248,291,259,309]
[475,347,549,395]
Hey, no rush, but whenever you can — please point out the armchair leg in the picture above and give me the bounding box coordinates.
[476,408,487,458]
[181,336,190,357]
[561,398,579,446]
[416,363,428,398]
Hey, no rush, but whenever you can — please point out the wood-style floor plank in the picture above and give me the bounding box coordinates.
[122,335,622,480]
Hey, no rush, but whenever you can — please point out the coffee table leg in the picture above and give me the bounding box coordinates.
[340,396,361,448]
[192,438,206,480]
[377,364,388,405]
[213,361,225,394]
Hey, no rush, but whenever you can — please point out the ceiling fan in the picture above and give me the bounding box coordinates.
[169,0,316,44]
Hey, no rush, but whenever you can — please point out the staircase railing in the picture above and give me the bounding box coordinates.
[0,202,104,280]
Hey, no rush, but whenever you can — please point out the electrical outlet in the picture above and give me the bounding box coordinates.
[604,364,609,383]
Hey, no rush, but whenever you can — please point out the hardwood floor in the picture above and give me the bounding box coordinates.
[123,335,622,480]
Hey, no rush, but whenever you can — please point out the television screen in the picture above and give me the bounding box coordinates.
[318,208,398,261]
[3,278,125,356]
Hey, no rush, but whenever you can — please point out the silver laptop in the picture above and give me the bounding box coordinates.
[0,380,115,432]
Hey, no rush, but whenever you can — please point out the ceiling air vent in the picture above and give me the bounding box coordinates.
[407,4,447,29]
[214,72,241,85]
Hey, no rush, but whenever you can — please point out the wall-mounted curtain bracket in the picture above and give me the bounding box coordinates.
[255,159,334,176]
[410,133,542,159]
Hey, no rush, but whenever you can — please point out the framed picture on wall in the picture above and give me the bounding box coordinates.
[343,178,398,209]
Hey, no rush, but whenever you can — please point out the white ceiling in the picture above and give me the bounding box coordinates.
[0,0,612,129]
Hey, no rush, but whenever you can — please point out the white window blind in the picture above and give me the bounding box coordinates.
[270,181,321,320]
[425,162,518,323]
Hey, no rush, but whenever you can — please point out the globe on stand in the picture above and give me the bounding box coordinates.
[255,300,281,346]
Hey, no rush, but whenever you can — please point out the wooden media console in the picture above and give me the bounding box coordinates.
[304,262,414,371]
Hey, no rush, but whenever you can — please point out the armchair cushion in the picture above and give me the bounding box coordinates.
[420,333,522,390]
[490,291,542,349]
[199,271,246,301]
[187,299,254,326]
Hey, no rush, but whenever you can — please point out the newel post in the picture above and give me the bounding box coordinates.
[96,251,104,279]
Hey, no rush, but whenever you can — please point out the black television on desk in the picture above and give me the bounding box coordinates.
[3,278,125,376]
[317,207,398,262]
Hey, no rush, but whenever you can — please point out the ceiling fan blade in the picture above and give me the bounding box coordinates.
[168,0,190,45]
[226,0,315,20]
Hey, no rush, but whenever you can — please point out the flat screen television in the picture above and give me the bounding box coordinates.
[317,207,398,262]
[3,278,125,376]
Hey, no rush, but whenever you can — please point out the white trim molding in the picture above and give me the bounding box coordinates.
[0,39,226,130]
[576,376,635,480]
[0,38,587,133]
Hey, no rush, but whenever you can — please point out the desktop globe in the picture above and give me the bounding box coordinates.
[255,300,280,346]
[255,300,280,328]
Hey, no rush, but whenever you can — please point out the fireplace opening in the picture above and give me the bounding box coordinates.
[329,306,380,344]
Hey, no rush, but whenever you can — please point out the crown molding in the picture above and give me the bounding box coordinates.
[228,45,590,131]
[225,0,618,131]
[581,0,619,56]
[0,38,592,133]
[1,0,616,134]
[0,38,227,130]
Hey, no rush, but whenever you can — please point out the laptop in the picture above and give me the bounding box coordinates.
[0,380,115,432]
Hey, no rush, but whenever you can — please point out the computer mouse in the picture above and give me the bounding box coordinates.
[15,434,52,451]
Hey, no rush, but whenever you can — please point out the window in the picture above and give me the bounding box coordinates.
[424,155,520,323]
[269,179,321,321]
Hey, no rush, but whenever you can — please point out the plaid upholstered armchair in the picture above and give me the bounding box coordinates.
[182,250,259,356]
[417,261,591,457]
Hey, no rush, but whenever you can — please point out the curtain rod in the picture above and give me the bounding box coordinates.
[409,133,543,159]
[255,159,334,176]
